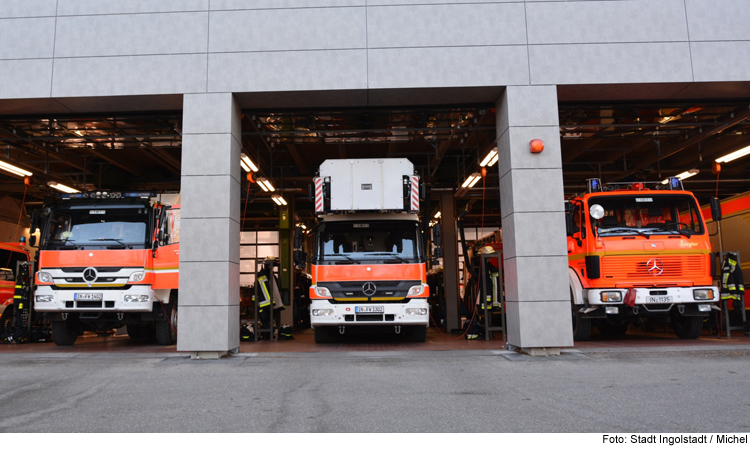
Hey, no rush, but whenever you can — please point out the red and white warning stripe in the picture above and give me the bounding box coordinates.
[314,177,324,213]
[410,176,419,211]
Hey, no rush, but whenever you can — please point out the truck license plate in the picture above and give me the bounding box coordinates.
[75,293,103,301]
[356,306,384,313]
[646,296,672,303]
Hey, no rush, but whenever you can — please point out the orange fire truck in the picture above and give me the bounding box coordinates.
[31,192,179,346]
[567,177,720,340]
[308,159,430,343]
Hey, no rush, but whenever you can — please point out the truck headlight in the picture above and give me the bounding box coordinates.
[405,307,427,315]
[693,289,714,300]
[600,291,622,302]
[128,271,145,283]
[37,272,52,283]
[314,286,332,298]
[124,295,150,302]
[35,295,53,303]
[406,284,426,297]
[312,308,334,316]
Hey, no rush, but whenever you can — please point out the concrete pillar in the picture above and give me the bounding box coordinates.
[439,192,461,332]
[496,86,573,353]
[178,93,241,359]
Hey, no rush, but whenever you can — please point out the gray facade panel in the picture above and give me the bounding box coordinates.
[508,300,574,348]
[691,41,750,82]
[499,168,566,217]
[370,1,517,4]
[0,17,56,59]
[0,0,56,18]
[181,175,240,220]
[529,42,694,85]
[497,85,559,130]
[686,0,750,41]
[209,7,365,53]
[182,93,242,138]
[527,0,688,44]
[367,3,526,48]
[181,219,241,265]
[55,12,209,58]
[208,50,368,92]
[51,54,208,97]
[176,304,239,352]
[503,256,569,303]
[211,0,364,10]
[497,126,562,179]
[501,212,568,261]
[368,46,529,89]
[0,59,52,99]
[181,133,241,182]
[57,0,208,16]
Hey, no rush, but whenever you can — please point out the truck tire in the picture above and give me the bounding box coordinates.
[0,306,12,338]
[127,324,156,340]
[598,321,629,336]
[51,320,78,346]
[408,325,427,342]
[672,315,703,339]
[314,326,331,344]
[155,296,178,346]
[571,290,591,341]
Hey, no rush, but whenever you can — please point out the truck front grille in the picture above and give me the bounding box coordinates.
[601,255,706,280]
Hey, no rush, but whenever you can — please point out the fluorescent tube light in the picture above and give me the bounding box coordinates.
[715,145,750,163]
[0,159,33,177]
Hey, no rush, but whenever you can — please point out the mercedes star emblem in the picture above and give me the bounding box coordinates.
[362,282,377,297]
[646,258,664,276]
[82,267,98,283]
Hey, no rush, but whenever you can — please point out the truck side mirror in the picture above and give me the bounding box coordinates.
[710,197,722,222]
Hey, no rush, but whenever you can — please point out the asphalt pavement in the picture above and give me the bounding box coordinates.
[0,345,749,433]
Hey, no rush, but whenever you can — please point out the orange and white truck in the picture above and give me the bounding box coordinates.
[308,159,430,343]
[31,191,180,346]
[566,177,720,340]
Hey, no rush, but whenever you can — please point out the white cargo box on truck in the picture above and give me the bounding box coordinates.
[317,158,417,212]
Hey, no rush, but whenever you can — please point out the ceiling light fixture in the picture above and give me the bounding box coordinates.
[461,172,482,189]
[715,145,750,163]
[479,147,498,168]
[0,159,33,177]
[240,153,259,172]
[434,211,441,219]
[662,169,699,184]
[47,181,80,193]
[257,179,269,192]
[262,179,275,192]
[271,195,287,206]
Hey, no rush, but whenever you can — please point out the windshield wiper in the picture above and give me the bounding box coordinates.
[50,238,79,249]
[326,254,361,264]
[90,238,128,248]
[369,252,409,263]
[598,228,650,239]
[644,226,692,239]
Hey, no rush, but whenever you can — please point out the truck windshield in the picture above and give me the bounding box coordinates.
[44,204,150,249]
[316,221,422,263]
[589,194,704,237]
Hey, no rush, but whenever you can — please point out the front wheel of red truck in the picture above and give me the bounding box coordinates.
[51,319,78,346]
[156,295,178,346]
[571,291,591,341]
[672,314,703,339]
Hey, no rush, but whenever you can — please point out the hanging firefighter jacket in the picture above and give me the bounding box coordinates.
[257,265,283,325]
[720,252,745,302]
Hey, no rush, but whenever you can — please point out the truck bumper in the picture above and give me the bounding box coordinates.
[584,286,717,316]
[309,299,429,328]
[33,285,154,313]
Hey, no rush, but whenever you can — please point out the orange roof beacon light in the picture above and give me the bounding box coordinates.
[529,139,545,154]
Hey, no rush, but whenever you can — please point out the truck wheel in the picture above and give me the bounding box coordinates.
[155,297,178,346]
[314,326,331,344]
[598,322,629,336]
[408,325,427,342]
[127,324,156,340]
[571,291,591,341]
[672,315,703,339]
[0,307,12,337]
[51,320,78,346]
